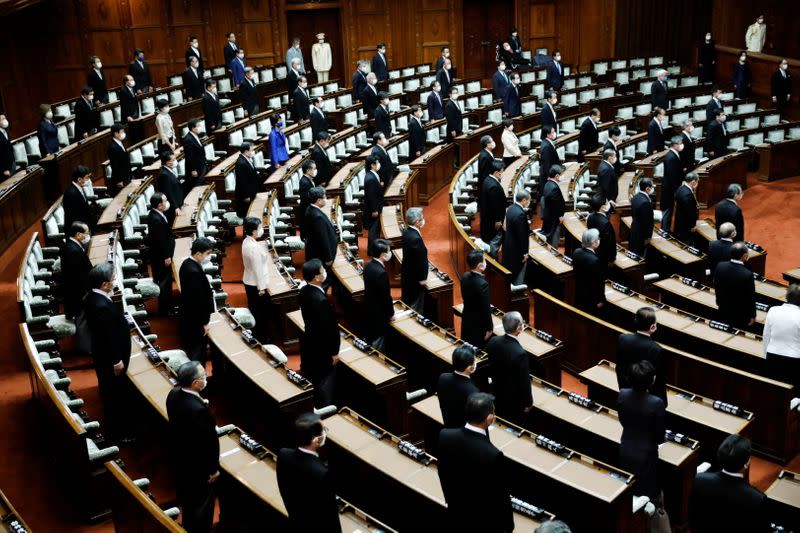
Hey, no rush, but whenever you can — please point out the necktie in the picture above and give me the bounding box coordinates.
[232,43,237,51]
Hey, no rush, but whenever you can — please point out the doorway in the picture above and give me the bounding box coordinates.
[286,8,344,85]
[462,0,514,80]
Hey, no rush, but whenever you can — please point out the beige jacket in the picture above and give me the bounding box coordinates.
[745,22,766,52]
[242,235,269,291]
[502,128,522,157]
[312,42,332,72]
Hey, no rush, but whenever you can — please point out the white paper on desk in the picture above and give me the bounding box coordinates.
[393,310,414,320]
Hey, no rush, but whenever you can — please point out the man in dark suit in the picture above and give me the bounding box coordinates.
[540,163,565,248]
[374,91,392,139]
[714,242,756,328]
[147,193,176,316]
[646,107,666,155]
[477,135,497,211]
[361,73,380,121]
[587,194,616,268]
[492,61,510,101]
[239,67,259,116]
[540,91,558,139]
[597,148,618,207]
[63,165,93,231]
[437,346,480,428]
[364,239,394,351]
[650,69,669,109]
[277,413,341,533]
[715,184,745,241]
[234,142,258,218]
[129,49,151,92]
[629,178,655,257]
[287,58,302,97]
[304,187,338,276]
[673,173,699,245]
[408,105,426,158]
[444,87,463,142]
[0,114,13,177]
[604,125,623,175]
[183,56,204,100]
[709,222,736,279]
[771,59,792,116]
[460,250,493,348]
[157,152,184,225]
[547,49,564,90]
[435,46,450,72]
[299,259,340,406]
[573,228,606,312]
[85,263,133,442]
[202,80,221,134]
[298,160,316,240]
[480,160,506,244]
[578,108,600,162]
[707,109,729,158]
[371,132,395,190]
[61,222,92,320]
[167,361,219,533]
[87,56,108,105]
[371,43,389,81]
[107,124,132,192]
[538,126,561,199]
[293,76,311,122]
[502,189,532,286]
[351,61,368,102]
[179,238,215,362]
[705,87,724,122]
[426,81,444,120]
[689,434,769,533]
[436,58,453,98]
[401,207,429,313]
[182,118,207,193]
[363,155,384,256]
[185,36,203,71]
[438,393,513,532]
[485,312,532,425]
[119,76,140,124]
[74,87,98,140]
[660,135,685,233]
[309,97,329,142]
[223,32,238,68]
[680,119,696,173]
[311,132,333,186]
[616,306,666,404]
[502,73,522,118]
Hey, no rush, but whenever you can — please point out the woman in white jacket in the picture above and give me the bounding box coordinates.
[501,118,522,168]
[242,216,271,342]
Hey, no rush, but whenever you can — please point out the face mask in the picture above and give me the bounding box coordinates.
[238,54,244,60]
[277,121,284,128]
[197,378,207,391]
[317,433,326,447]
[382,251,392,262]
[161,106,169,113]
[0,119,7,129]
[419,219,426,229]
[96,62,103,69]
[201,254,212,266]
[45,111,53,120]
[781,64,788,70]
[376,162,381,171]
[163,201,170,211]
[256,226,264,238]
[677,144,684,151]
[119,132,126,141]
[758,19,764,24]
[138,54,145,61]
[128,80,136,87]
[687,126,694,133]
[452,94,458,100]
[319,39,324,44]
[81,234,91,244]
[705,35,711,42]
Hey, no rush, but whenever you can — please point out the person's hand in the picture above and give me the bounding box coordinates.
[787,94,792,101]
[176,208,183,216]
[698,63,703,68]
[332,355,340,365]
[244,110,249,117]
[581,149,586,154]
[415,151,421,157]
[208,471,220,483]
[203,324,210,336]
[191,170,198,177]
[82,133,89,139]
[258,289,266,296]
[748,318,756,326]
[244,197,250,203]
[494,221,502,230]
[644,238,651,246]
[136,89,143,95]
[94,99,101,106]
[2,170,9,177]
[113,361,125,376]
[558,216,564,222]
[372,211,379,218]
[484,331,493,340]
[165,258,172,266]
[419,280,427,286]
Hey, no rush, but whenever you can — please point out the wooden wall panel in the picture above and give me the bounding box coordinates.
[710,0,800,60]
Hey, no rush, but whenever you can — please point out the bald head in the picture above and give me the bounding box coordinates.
[719,222,736,239]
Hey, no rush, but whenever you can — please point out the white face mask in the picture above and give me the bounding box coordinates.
[0,119,8,129]
[163,201,170,211]
[81,233,91,244]
[119,132,126,141]
[375,162,381,171]
[781,64,788,71]
[45,111,53,120]
[419,219,426,229]
[197,377,207,391]
[677,144,684,151]
[256,226,264,239]
[95,62,103,69]
[382,251,392,262]
[128,80,136,88]
[201,254,212,266]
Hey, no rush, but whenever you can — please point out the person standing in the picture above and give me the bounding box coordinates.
[616,306,667,405]
[628,178,655,258]
[183,56,204,100]
[371,132,395,190]
[502,189,531,286]
[293,76,311,122]
[715,184,745,241]
[202,80,221,134]
[493,61,510,101]
[311,33,332,83]
[698,32,717,83]
[107,124,132,192]
[714,242,756,329]
[501,118,522,168]
[705,86,723,123]
[371,43,389,81]
[572,228,606,312]
[234,142,259,218]
[74,87,98,140]
[310,132,332,186]
[587,194,616,269]
[147,193,176,317]
[129,49,151,92]
[709,223,736,280]
[87,56,108,105]
[477,135,496,210]
[60,222,92,321]
[672,173,700,245]
[733,51,752,99]
[286,37,306,74]
[660,135,684,234]
[185,36,203,71]
[401,207,428,313]
[706,109,729,158]
[538,126,561,198]
[37,105,60,156]
[460,250,493,349]
[223,32,238,70]
[485,312,533,425]
[309,97,329,142]
[155,99,176,154]
[63,165,93,231]
[502,72,522,118]
[745,15,766,53]
[298,160,316,240]
[771,59,792,117]
[179,238,215,363]
[304,187,338,273]
[436,58,453,99]
[547,49,564,91]
[241,217,271,343]
[646,107,666,155]
[351,60,369,102]
[444,87,463,143]
[119,75,140,124]
[239,67,259,117]
[540,91,558,139]
[479,160,506,245]
[680,120,696,173]
[435,46,451,72]
[363,155,384,256]
[363,239,394,351]
[167,361,219,533]
[540,164,565,248]
[650,70,669,110]
[409,105,426,158]
[374,91,392,139]
[578,108,600,163]
[361,73,379,121]
[230,49,246,86]
[763,284,800,389]
[437,346,480,429]
[157,152,184,225]
[182,118,207,193]
[596,149,618,207]
[426,80,444,120]
[269,115,289,170]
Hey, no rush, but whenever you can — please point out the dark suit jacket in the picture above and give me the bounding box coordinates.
[477,149,495,203]
[146,210,175,275]
[578,118,599,161]
[705,97,723,123]
[87,69,108,104]
[445,100,463,139]
[646,119,665,154]
[493,70,510,100]
[573,247,605,310]
[538,139,561,189]
[714,261,756,327]
[293,87,310,121]
[709,239,733,279]
[661,150,683,213]
[298,174,314,228]
[63,183,92,231]
[310,107,329,142]
[182,133,207,181]
[540,178,565,235]
[540,104,557,137]
[166,388,219,497]
[107,140,131,187]
[304,205,338,264]
[119,86,140,123]
[129,60,151,89]
[771,69,792,102]
[689,471,769,533]
[178,257,214,331]
[673,184,698,244]
[629,192,654,256]
[616,332,667,404]
[202,92,221,133]
[299,284,340,378]
[486,334,532,418]
[707,120,728,157]
[438,427,514,533]
[37,120,60,156]
[182,68,204,100]
[84,291,131,371]
[618,388,666,498]
[502,203,529,278]
[437,373,480,428]
[351,70,367,101]
[587,211,616,265]
[239,78,258,116]
[460,271,492,346]
[361,85,379,120]
[650,79,668,109]
[408,116,426,156]
[311,144,332,186]
[371,145,394,189]
[401,227,428,303]
[234,154,259,209]
[363,170,384,229]
[277,448,341,533]
[436,68,453,99]
[374,105,392,139]
[479,176,506,242]
[157,167,184,223]
[74,98,97,139]
[371,52,389,81]
[286,69,300,98]
[364,259,393,341]
[597,161,618,203]
[426,91,444,120]
[223,42,237,68]
[715,199,744,241]
[603,139,622,175]
[184,47,203,71]
[60,239,92,319]
[547,61,564,90]
[680,132,696,171]
[502,84,521,118]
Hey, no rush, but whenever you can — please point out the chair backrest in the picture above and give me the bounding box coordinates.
[229,130,244,147]
[243,124,257,141]
[204,143,216,160]
[221,110,235,125]
[129,148,143,166]
[57,125,69,146]
[25,137,42,159]
[13,142,28,166]
[217,78,231,93]
[140,98,155,115]
[99,109,113,127]
[225,171,235,192]
[169,90,184,105]
[141,142,156,160]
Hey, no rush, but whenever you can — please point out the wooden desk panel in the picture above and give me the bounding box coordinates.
[765,470,800,530]
[409,143,456,204]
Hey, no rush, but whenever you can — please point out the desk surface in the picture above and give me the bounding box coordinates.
[621,216,704,265]
[562,212,643,271]
[654,276,767,325]
[528,235,573,276]
[173,185,212,230]
[390,301,480,366]
[96,178,148,227]
[380,205,404,241]
[392,248,452,291]
[765,471,800,510]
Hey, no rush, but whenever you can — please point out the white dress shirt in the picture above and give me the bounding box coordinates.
[241,235,269,291]
[763,303,800,358]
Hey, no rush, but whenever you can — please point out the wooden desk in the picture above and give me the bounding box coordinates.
[693,218,768,276]
[172,184,214,237]
[39,129,112,202]
[105,460,183,532]
[757,138,800,182]
[783,268,800,285]
[409,143,456,204]
[693,151,750,209]
[621,216,706,280]
[325,161,361,198]
[263,153,307,194]
[765,470,800,530]
[379,204,404,248]
[0,167,47,254]
[385,170,417,211]
[527,233,576,303]
[95,178,151,232]
[392,248,454,329]
[0,488,32,533]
